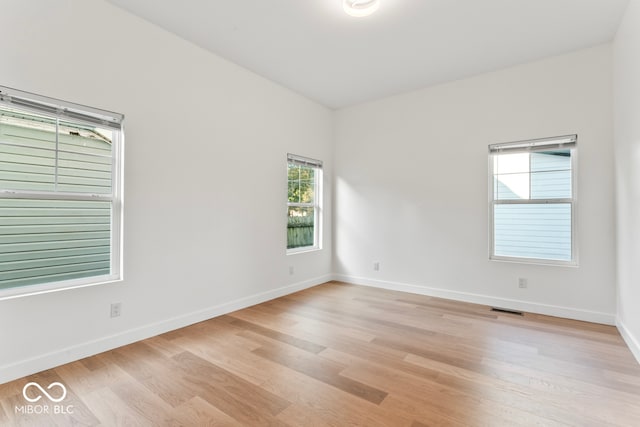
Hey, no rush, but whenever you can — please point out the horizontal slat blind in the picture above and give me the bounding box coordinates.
[0,86,123,130]
[287,153,323,169]
[489,134,576,153]
[0,198,111,290]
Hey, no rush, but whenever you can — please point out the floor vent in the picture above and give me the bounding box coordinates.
[491,307,524,316]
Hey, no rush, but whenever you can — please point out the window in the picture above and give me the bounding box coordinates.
[287,153,322,252]
[0,86,123,299]
[489,135,576,265]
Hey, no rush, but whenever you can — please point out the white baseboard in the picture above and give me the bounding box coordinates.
[333,274,616,325]
[0,274,331,385]
[2,272,626,384]
[617,318,640,365]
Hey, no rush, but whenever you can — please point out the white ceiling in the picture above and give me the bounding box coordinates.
[107,0,629,109]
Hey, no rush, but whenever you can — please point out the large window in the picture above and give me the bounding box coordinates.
[0,86,123,299]
[287,153,322,252]
[489,135,576,265]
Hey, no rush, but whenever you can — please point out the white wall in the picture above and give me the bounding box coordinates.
[0,0,333,383]
[334,45,616,323]
[614,0,640,362]
[1,1,633,384]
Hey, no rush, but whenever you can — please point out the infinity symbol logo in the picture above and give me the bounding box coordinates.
[22,382,67,403]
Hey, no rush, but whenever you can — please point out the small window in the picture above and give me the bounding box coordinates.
[287,153,322,253]
[489,135,577,265]
[0,86,124,299]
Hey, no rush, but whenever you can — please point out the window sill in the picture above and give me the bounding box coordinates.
[287,246,321,255]
[0,275,123,301]
[490,256,578,268]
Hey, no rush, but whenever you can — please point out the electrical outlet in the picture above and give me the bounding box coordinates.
[373,262,380,271]
[289,266,294,275]
[518,278,528,289]
[110,302,122,318]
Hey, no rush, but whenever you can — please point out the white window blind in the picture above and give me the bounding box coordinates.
[489,135,576,265]
[0,86,123,298]
[287,153,323,169]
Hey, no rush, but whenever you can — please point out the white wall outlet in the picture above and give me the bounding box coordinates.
[518,278,528,289]
[373,261,380,271]
[289,266,294,275]
[110,302,122,318]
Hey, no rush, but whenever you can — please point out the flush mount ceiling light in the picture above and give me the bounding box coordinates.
[343,0,380,18]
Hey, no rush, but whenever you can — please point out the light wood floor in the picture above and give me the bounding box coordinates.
[2,281,640,426]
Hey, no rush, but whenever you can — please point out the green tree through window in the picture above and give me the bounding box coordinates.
[287,154,322,251]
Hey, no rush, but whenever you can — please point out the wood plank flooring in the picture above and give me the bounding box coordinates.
[2,281,640,426]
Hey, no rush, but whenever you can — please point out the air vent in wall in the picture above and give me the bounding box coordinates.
[491,307,524,316]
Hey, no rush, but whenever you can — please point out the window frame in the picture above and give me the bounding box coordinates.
[286,153,322,254]
[0,85,124,300]
[488,135,578,266]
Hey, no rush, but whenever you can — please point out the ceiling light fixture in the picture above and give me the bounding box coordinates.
[343,0,380,18]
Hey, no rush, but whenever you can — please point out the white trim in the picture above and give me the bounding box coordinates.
[333,274,615,325]
[287,155,322,253]
[112,123,124,282]
[0,274,331,384]
[287,246,322,255]
[0,189,112,201]
[489,143,577,266]
[0,97,124,300]
[617,317,640,365]
[0,276,122,301]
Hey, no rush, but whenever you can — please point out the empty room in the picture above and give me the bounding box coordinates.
[1,0,640,425]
